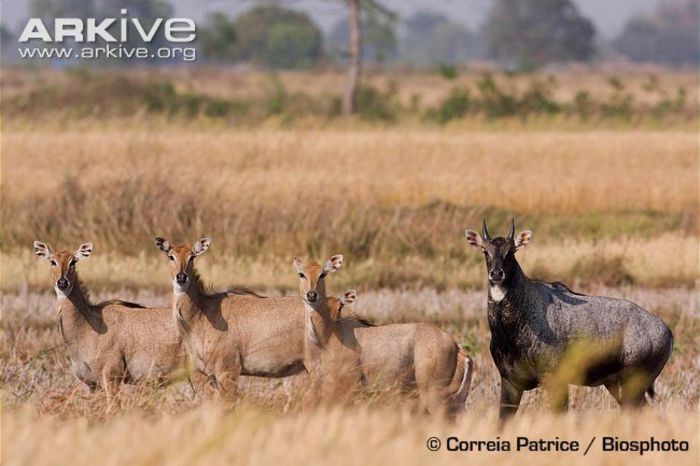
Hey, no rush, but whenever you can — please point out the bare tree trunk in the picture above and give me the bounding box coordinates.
[342,0,362,116]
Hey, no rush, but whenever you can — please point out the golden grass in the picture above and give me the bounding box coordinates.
[2,284,697,465]
[5,128,696,213]
[3,66,698,108]
[3,404,697,466]
[3,126,697,288]
[4,234,698,292]
[2,68,698,465]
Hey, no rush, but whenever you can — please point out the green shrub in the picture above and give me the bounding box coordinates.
[438,64,458,80]
[520,78,560,115]
[476,73,518,118]
[355,83,399,121]
[429,87,470,124]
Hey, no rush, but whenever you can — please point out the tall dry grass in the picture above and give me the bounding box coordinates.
[2,284,697,465]
[2,137,697,465]
[3,404,697,466]
[5,234,698,292]
[3,287,696,414]
[3,127,697,288]
[2,68,698,465]
[3,66,698,110]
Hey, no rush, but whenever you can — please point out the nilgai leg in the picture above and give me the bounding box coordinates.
[499,377,523,420]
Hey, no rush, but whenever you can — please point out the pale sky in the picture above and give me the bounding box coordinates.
[2,0,661,39]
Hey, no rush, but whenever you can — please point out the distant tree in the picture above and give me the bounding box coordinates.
[264,22,323,68]
[1,24,12,44]
[401,12,482,67]
[328,13,398,63]
[484,0,596,70]
[340,0,395,115]
[234,5,322,69]
[613,0,699,66]
[199,13,237,62]
[343,0,361,116]
[98,0,173,51]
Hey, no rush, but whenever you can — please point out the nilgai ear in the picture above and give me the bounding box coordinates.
[33,241,53,259]
[339,289,357,306]
[514,230,532,250]
[464,230,484,250]
[293,257,305,275]
[75,242,93,260]
[323,254,344,274]
[154,237,171,253]
[192,237,211,256]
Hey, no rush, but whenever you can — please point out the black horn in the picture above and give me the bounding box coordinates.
[482,219,491,241]
[508,218,515,240]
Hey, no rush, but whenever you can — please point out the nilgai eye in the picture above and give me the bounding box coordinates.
[50,260,57,266]
[168,256,175,261]
[298,273,306,279]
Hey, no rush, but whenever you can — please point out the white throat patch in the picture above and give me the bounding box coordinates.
[172,280,187,296]
[489,284,507,302]
[55,286,72,298]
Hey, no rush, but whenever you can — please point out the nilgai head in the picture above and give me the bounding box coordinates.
[465,219,531,285]
[338,289,356,308]
[330,289,357,320]
[293,255,343,309]
[154,236,211,294]
[33,241,93,297]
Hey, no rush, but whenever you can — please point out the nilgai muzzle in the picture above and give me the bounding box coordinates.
[294,256,474,416]
[154,236,306,401]
[33,241,185,398]
[465,220,673,420]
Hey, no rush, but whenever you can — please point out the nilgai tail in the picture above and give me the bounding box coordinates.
[448,347,474,414]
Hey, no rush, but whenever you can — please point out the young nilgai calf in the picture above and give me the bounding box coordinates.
[464,220,673,419]
[294,256,473,416]
[154,237,306,401]
[33,241,185,398]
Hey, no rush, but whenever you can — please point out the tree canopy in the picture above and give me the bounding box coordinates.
[484,0,596,70]
[234,5,322,69]
[401,12,483,67]
[198,13,238,62]
[613,0,699,66]
[327,12,398,63]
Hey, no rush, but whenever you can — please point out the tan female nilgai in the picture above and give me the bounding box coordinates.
[295,256,474,416]
[33,241,186,399]
[154,237,306,401]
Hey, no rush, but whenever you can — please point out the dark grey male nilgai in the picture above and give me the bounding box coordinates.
[465,220,673,420]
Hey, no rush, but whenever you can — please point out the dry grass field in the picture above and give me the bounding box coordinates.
[2,126,697,290]
[2,286,698,465]
[3,65,698,111]
[1,68,698,466]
